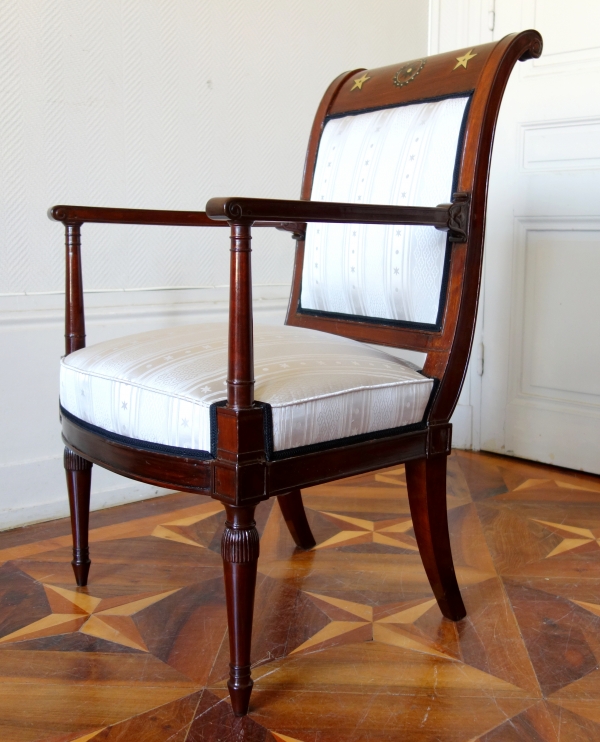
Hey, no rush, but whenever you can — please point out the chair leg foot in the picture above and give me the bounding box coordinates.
[405,454,466,622]
[64,447,92,588]
[228,668,253,717]
[221,504,260,717]
[277,489,316,550]
[72,556,91,587]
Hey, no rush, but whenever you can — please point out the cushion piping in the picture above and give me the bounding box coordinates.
[61,362,430,409]
[60,404,214,460]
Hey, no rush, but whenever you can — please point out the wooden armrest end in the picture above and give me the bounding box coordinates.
[48,205,227,228]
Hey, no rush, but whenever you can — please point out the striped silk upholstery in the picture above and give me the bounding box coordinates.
[300,95,470,325]
[60,324,433,455]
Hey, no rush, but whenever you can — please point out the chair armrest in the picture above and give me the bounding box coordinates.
[207,196,452,228]
[50,204,298,360]
[206,194,470,242]
[49,205,228,227]
[48,204,299,230]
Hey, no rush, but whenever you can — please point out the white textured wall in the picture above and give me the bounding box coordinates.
[0,0,428,528]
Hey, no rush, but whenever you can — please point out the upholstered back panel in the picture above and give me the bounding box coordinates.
[300,95,470,326]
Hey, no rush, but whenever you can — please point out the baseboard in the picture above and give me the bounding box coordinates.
[0,454,171,530]
[451,403,473,450]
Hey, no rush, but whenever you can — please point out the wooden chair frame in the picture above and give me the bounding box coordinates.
[49,30,542,716]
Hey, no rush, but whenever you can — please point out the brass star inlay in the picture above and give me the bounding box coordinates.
[314,511,418,551]
[453,49,477,70]
[351,73,371,91]
[0,584,179,650]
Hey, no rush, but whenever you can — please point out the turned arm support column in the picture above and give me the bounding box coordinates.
[227,222,255,410]
[64,221,86,356]
[62,223,93,586]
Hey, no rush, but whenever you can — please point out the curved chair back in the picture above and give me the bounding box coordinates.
[287,31,543,422]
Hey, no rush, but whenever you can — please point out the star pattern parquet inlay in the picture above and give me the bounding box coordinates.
[0,451,599,740]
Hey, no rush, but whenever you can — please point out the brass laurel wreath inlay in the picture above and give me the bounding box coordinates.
[393,59,425,88]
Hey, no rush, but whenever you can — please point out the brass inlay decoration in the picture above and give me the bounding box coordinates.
[392,59,425,88]
[454,49,477,70]
[351,73,371,91]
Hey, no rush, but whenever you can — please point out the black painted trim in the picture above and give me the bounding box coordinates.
[325,90,474,121]
[210,400,227,457]
[60,405,214,460]
[295,306,442,332]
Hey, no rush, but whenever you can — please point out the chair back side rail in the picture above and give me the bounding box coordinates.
[426,32,542,423]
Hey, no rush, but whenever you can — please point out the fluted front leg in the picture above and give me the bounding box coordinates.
[221,504,260,716]
[64,447,93,587]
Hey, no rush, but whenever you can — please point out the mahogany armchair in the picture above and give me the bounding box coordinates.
[50,31,542,716]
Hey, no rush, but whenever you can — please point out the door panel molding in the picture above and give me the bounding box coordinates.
[520,117,600,172]
[509,217,600,413]
[506,215,600,470]
[520,0,600,75]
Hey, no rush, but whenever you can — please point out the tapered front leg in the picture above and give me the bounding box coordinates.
[277,489,316,549]
[221,504,260,716]
[64,447,92,587]
[405,455,466,621]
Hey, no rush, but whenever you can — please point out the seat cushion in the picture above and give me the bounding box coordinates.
[60,323,433,456]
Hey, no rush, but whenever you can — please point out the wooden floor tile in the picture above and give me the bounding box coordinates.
[83,691,202,741]
[0,451,599,740]
[0,683,195,742]
[246,640,530,697]
[247,691,534,742]
[475,700,561,741]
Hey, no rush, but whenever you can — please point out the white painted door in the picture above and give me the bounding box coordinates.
[479,0,600,472]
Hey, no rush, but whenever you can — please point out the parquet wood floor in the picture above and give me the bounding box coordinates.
[1,451,600,741]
